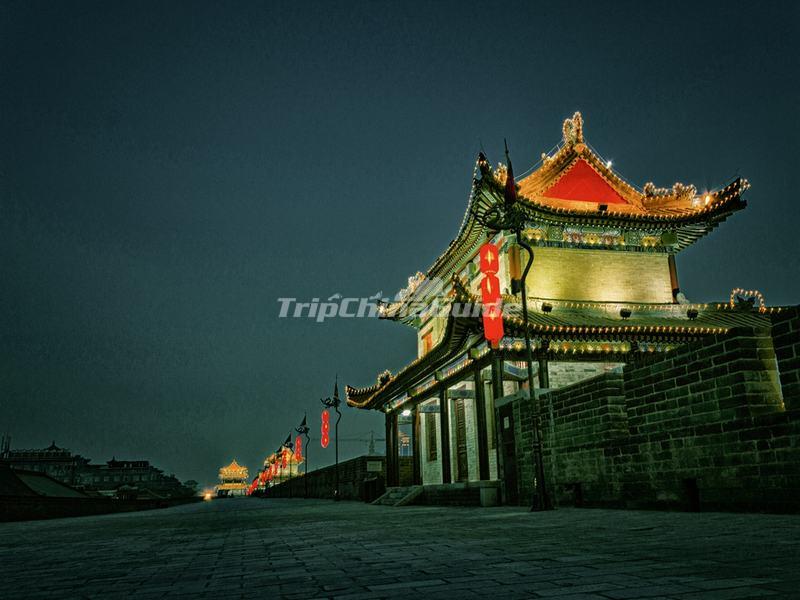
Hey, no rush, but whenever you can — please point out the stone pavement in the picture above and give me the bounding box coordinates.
[0,498,798,599]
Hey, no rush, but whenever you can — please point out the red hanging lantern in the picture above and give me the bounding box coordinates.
[482,301,504,345]
[478,241,504,346]
[294,435,303,461]
[480,272,501,304]
[281,448,288,469]
[479,242,500,275]
[321,409,330,448]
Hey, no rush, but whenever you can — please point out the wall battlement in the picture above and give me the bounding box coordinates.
[510,307,800,512]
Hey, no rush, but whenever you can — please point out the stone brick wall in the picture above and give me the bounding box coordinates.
[510,315,800,512]
[771,306,800,410]
[262,456,386,502]
[548,361,623,389]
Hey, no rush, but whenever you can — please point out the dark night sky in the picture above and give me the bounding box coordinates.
[2,1,798,488]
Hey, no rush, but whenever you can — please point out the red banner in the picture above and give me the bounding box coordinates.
[321,409,330,448]
[294,435,303,461]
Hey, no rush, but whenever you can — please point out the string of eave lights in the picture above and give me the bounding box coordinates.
[497,339,683,355]
[520,299,781,314]
[520,186,747,221]
[730,288,767,313]
[502,317,728,336]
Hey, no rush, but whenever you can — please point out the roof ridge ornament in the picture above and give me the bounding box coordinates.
[643,181,697,202]
[562,111,584,145]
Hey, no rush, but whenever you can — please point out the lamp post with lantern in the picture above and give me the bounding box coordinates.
[295,415,310,498]
[472,143,552,512]
[321,377,342,501]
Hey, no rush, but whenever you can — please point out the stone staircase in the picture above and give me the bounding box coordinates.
[371,485,423,507]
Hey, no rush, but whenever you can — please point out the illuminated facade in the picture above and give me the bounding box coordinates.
[258,447,303,492]
[216,459,249,497]
[346,113,791,507]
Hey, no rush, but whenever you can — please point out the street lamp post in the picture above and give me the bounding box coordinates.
[321,377,342,501]
[286,438,294,498]
[473,144,553,512]
[296,415,310,499]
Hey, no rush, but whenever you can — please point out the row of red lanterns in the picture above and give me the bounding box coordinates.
[321,409,330,448]
[479,242,504,346]
[248,435,306,494]
[250,407,336,494]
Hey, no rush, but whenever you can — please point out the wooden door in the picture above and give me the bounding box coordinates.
[499,404,518,504]
[454,399,468,482]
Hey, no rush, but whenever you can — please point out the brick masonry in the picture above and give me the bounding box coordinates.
[510,307,800,512]
[770,306,800,410]
[262,455,387,502]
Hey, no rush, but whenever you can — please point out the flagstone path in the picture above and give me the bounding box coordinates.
[1,498,798,599]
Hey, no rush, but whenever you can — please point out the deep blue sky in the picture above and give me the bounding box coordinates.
[2,1,798,487]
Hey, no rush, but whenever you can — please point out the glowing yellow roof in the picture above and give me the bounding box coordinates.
[218,459,248,480]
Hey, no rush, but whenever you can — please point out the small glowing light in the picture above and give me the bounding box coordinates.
[704,194,712,205]
[606,160,613,168]
[203,492,213,501]
[401,409,411,417]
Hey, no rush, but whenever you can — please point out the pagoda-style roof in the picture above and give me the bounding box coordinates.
[348,283,482,410]
[513,112,747,221]
[380,113,747,325]
[348,279,779,411]
[218,459,248,480]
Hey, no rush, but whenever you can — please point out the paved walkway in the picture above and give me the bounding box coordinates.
[0,498,798,599]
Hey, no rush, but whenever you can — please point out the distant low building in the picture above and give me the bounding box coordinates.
[0,440,90,486]
[77,459,191,499]
[0,438,193,499]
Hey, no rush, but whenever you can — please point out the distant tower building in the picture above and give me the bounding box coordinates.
[216,459,248,497]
